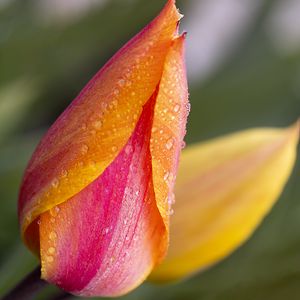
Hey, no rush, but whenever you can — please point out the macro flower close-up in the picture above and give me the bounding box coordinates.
[0,1,299,300]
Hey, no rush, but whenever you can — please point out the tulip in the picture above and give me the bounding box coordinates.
[19,0,188,297]
[151,122,299,281]
[17,0,300,297]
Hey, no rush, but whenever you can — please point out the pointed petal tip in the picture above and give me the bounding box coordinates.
[163,0,183,21]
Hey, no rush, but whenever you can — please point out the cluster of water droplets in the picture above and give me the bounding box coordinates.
[41,205,60,267]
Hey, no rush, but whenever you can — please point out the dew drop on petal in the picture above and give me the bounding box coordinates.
[151,127,157,133]
[164,171,169,182]
[49,231,57,241]
[93,120,102,130]
[165,138,174,150]
[46,256,54,263]
[61,169,68,178]
[81,144,89,154]
[186,102,191,113]
[51,178,59,188]
[118,79,125,87]
[174,104,180,113]
[168,193,176,205]
[112,146,118,152]
[169,208,174,216]
[48,247,56,254]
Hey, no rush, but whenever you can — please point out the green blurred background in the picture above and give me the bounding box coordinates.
[0,0,299,299]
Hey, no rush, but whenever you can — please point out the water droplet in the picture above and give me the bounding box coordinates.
[169,208,174,216]
[174,104,180,113]
[51,178,59,188]
[131,91,136,96]
[159,129,164,134]
[61,169,68,178]
[113,89,120,95]
[181,140,186,149]
[81,144,89,154]
[93,120,102,130]
[186,102,191,113]
[101,102,108,110]
[49,231,57,241]
[165,138,174,150]
[135,190,140,196]
[168,193,175,205]
[164,172,169,182]
[48,247,56,254]
[118,79,125,87]
[151,127,157,133]
[37,219,41,225]
[104,227,110,235]
[112,146,117,152]
[46,256,54,263]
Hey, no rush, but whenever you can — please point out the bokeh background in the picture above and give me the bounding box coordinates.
[0,0,300,299]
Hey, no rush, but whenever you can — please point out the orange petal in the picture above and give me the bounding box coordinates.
[150,34,189,247]
[18,0,181,252]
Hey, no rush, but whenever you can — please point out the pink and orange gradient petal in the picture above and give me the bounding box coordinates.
[40,97,166,297]
[19,0,182,252]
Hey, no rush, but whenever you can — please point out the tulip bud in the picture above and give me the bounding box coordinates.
[18,0,189,297]
[151,122,299,281]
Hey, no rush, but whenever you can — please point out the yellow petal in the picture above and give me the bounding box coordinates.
[150,121,299,281]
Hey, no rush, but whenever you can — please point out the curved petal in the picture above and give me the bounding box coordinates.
[40,96,166,297]
[150,122,299,281]
[150,34,189,240]
[19,0,182,251]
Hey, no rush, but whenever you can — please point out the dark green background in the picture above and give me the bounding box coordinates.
[0,0,299,299]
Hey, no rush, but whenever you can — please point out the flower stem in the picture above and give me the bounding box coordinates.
[1,266,47,300]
